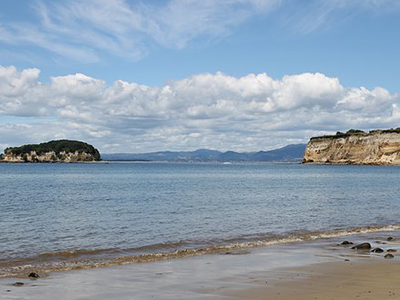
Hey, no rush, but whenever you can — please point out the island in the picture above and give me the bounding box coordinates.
[0,140,101,163]
[303,128,400,165]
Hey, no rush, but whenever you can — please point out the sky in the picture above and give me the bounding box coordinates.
[0,0,399,153]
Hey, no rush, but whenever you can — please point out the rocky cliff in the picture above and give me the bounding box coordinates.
[303,129,400,165]
[0,140,101,162]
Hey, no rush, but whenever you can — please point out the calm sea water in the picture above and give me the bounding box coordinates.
[1,162,400,276]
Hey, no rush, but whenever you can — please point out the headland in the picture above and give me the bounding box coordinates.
[303,128,400,165]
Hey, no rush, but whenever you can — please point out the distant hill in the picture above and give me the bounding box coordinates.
[102,144,307,162]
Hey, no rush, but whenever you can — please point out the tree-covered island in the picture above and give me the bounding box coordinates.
[0,140,101,162]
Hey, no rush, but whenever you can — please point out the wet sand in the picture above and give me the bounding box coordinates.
[0,231,399,300]
[222,260,400,300]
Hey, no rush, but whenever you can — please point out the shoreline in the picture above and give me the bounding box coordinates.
[1,230,399,299]
[1,224,400,279]
[0,160,302,164]
[4,159,400,165]
[302,161,400,166]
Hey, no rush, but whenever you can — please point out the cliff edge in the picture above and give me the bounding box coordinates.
[303,129,400,165]
[0,140,101,162]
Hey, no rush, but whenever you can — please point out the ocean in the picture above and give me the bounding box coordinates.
[1,162,400,277]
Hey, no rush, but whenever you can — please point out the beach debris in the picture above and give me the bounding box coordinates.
[12,282,24,287]
[387,237,394,241]
[340,241,353,246]
[371,248,384,253]
[387,249,397,253]
[351,242,371,250]
[375,241,387,244]
[384,253,394,259]
[28,272,40,279]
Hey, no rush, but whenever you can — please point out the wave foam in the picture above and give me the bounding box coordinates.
[1,224,400,278]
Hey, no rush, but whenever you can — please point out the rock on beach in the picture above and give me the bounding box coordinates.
[351,243,371,250]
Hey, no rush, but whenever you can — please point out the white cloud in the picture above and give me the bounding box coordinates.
[1,0,398,62]
[146,0,281,48]
[289,0,400,35]
[330,0,400,9]
[0,0,280,62]
[0,64,399,152]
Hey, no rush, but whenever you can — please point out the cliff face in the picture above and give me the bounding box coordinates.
[303,130,400,165]
[0,140,101,163]
[1,150,98,163]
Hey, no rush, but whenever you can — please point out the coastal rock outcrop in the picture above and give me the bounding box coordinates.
[0,140,101,163]
[303,129,400,165]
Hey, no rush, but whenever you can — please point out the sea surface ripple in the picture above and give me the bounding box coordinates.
[1,162,400,277]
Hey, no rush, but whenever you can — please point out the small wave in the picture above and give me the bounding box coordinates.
[38,248,120,259]
[1,223,400,278]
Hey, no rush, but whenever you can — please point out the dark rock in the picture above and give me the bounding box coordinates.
[12,282,24,287]
[344,259,350,261]
[28,272,40,279]
[384,253,394,259]
[387,249,397,253]
[387,237,394,241]
[340,241,353,245]
[371,248,384,253]
[351,242,371,250]
[224,250,250,255]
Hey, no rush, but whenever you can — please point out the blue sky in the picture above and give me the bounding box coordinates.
[1,0,400,153]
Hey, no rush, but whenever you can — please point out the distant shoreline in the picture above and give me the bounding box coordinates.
[0,160,303,164]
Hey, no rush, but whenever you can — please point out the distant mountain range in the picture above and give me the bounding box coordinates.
[101,144,307,162]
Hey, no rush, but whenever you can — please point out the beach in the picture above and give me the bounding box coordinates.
[1,230,399,300]
[237,260,400,300]
[2,0,400,298]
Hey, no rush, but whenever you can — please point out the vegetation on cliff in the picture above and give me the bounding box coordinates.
[1,140,101,162]
[310,128,400,140]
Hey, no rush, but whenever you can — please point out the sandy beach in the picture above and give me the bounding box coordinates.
[222,260,400,300]
[1,230,399,300]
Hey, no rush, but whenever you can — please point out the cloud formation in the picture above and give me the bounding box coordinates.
[0,64,399,153]
[0,0,280,62]
[1,0,399,62]
[288,0,400,34]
